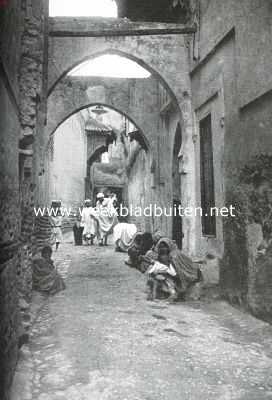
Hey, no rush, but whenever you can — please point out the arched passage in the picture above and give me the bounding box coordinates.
[44,102,153,210]
[48,102,151,153]
[45,36,197,249]
[48,48,182,114]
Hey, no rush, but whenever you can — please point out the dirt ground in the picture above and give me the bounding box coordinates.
[11,238,272,400]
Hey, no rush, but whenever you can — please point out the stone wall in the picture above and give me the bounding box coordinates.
[0,1,23,397]
[189,0,272,316]
[0,0,47,397]
[18,0,48,302]
[0,77,21,400]
[126,144,151,231]
[48,113,86,208]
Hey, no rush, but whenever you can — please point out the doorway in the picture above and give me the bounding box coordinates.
[172,123,183,249]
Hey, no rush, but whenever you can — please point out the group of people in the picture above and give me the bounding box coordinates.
[74,192,118,247]
[126,231,203,302]
[33,194,203,303]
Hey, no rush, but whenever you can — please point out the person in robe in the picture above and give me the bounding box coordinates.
[95,192,118,246]
[113,222,137,252]
[146,241,178,301]
[127,233,203,302]
[81,199,98,245]
[32,246,65,295]
[50,210,63,251]
[73,216,84,245]
[126,232,153,270]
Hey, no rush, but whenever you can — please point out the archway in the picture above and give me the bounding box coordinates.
[172,123,183,249]
[44,103,151,210]
[47,48,181,115]
[45,22,198,249]
[48,102,150,153]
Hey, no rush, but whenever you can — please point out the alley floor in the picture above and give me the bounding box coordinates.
[11,238,272,400]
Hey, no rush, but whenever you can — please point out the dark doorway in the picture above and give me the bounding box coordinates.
[172,123,183,249]
[199,113,216,236]
[173,199,183,249]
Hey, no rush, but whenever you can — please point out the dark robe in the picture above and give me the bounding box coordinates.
[73,222,84,245]
[32,257,65,295]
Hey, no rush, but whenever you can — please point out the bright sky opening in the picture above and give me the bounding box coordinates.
[49,0,118,17]
[69,55,151,79]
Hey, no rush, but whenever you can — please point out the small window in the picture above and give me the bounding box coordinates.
[199,113,216,236]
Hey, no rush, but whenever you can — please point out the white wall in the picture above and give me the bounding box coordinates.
[49,113,87,208]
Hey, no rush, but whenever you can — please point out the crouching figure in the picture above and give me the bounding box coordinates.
[32,246,66,295]
[145,238,203,302]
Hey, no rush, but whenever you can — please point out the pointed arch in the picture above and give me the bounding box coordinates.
[49,102,150,153]
[47,49,180,113]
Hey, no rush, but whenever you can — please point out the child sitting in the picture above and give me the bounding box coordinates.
[146,244,179,302]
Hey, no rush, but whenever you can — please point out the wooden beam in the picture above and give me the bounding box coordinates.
[49,17,196,37]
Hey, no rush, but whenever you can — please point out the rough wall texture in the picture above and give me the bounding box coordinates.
[0,2,22,398]
[126,145,151,231]
[189,0,272,317]
[18,0,47,302]
[1,0,47,397]
[0,77,21,400]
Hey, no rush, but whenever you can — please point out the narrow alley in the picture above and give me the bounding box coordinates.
[11,237,272,400]
[2,2,272,399]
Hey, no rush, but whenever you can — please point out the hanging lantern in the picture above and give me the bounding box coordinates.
[92,105,108,116]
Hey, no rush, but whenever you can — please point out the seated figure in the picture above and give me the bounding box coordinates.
[146,238,203,302]
[146,242,179,302]
[127,232,203,302]
[32,246,66,295]
[126,232,153,271]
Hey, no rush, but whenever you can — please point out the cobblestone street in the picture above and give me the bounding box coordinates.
[11,239,272,400]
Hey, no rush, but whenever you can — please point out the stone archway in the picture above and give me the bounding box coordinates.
[46,101,150,153]
[47,32,188,108]
[46,29,197,253]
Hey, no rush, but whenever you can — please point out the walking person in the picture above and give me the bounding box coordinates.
[50,210,63,251]
[81,199,98,245]
[73,216,84,245]
[95,192,118,246]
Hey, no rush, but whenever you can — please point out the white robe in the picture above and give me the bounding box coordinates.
[96,198,118,239]
[113,223,137,251]
[50,216,63,244]
[147,262,177,277]
[81,207,98,237]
